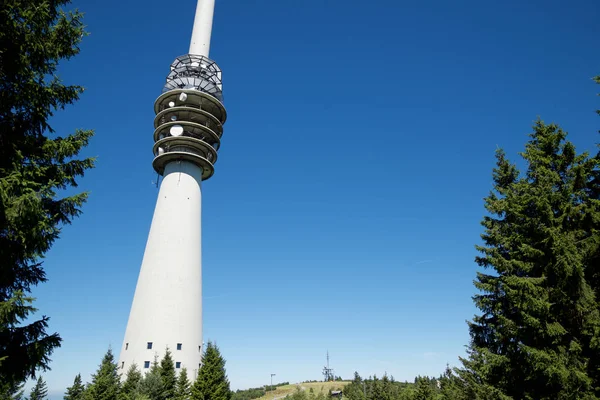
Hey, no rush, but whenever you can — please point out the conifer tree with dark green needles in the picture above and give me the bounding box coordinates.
[438,366,468,400]
[583,74,600,393]
[459,118,600,399]
[139,357,164,400]
[413,377,434,400]
[159,348,176,400]
[6,382,25,400]
[191,342,231,400]
[369,375,383,400]
[64,374,86,400]
[119,365,142,400]
[0,0,94,395]
[174,368,191,400]
[87,348,121,400]
[380,374,395,400]
[30,376,48,400]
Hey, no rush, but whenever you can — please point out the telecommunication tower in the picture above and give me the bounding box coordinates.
[322,351,334,382]
[118,0,227,381]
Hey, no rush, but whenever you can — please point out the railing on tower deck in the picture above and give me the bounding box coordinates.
[154,145,215,162]
[155,108,223,138]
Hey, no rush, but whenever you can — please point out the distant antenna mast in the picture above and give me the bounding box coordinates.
[322,351,334,381]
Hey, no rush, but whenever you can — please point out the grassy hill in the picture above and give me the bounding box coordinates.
[256,381,349,400]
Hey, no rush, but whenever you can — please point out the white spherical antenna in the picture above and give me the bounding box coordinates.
[158,146,165,155]
[179,93,188,102]
[168,101,175,107]
[170,125,184,137]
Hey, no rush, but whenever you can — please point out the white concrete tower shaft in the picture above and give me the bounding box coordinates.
[118,0,226,382]
[189,0,215,56]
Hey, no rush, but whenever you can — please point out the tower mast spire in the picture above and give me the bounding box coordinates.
[189,0,215,56]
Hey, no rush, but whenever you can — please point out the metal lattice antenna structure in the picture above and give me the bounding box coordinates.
[322,351,334,381]
[118,0,226,382]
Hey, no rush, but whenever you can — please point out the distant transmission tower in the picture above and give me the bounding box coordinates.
[322,351,334,381]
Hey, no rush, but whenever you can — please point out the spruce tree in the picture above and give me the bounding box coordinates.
[30,376,48,400]
[341,372,365,400]
[413,377,434,400]
[138,357,164,400]
[438,366,467,400]
[174,368,191,400]
[460,120,600,399]
[7,382,25,400]
[381,372,398,400]
[120,365,142,400]
[65,374,86,400]
[369,375,383,400]
[87,348,121,400]
[191,342,231,400]
[0,0,94,394]
[584,74,600,393]
[159,348,176,400]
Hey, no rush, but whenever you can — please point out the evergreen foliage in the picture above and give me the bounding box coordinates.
[413,377,434,400]
[138,357,164,400]
[284,388,327,400]
[230,386,264,400]
[342,374,426,400]
[369,375,383,400]
[341,373,365,400]
[30,376,48,400]
[65,374,86,400]
[120,365,142,400]
[437,366,470,400]
[459,119,600,399]
[159,348,176,400]
[584,74,600,392]
[191,342,231,400]
[231,382,289,400]
[0,0,94,394]
[174,368,191,400]
[87,348,121,400]
[6,382,25,400]
[263,382,290,392]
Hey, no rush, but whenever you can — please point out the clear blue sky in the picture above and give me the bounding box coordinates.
[30,0,600,397]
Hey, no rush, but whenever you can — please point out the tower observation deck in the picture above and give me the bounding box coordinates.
[118,0,226,382]
[153,54,227,181]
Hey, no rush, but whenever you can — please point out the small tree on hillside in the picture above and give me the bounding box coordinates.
[64,374,85,400]
[30,376,48,400]
[191,342,231,400]
[159,348,176,400]
[174,368,191,400]
[340,372,364,400]
[87,348,121,400]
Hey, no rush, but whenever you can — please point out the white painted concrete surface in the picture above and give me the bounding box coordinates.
[189,0,215,57]
[119,160,204,381]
